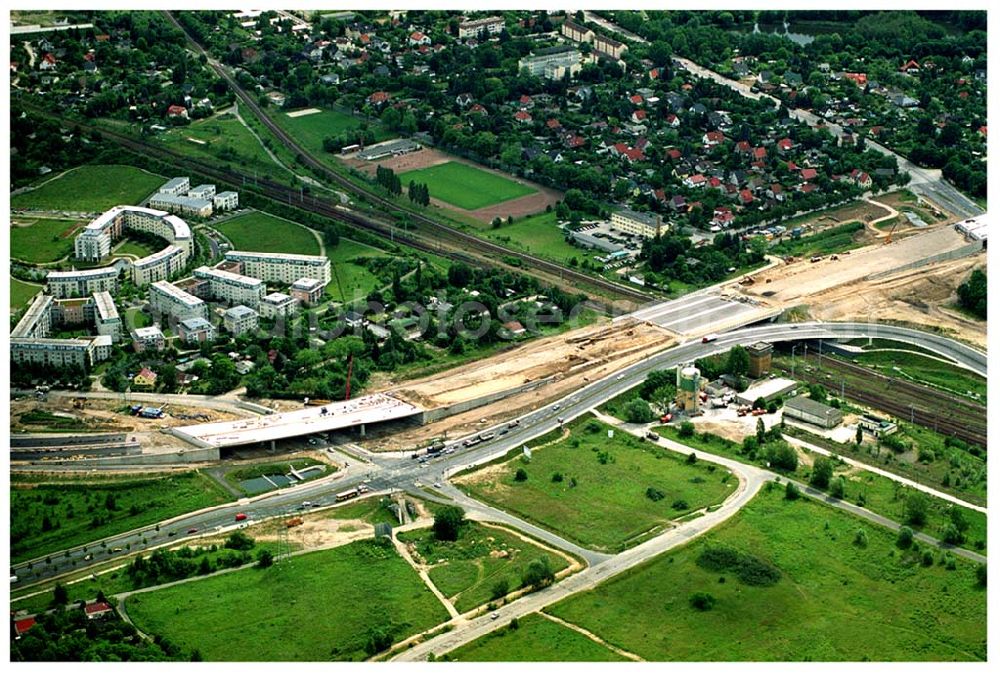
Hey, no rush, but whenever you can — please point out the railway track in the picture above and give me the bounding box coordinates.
[154,11,653,310]
[797,355,986,448]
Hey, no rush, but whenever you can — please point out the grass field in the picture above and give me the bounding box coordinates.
[399,162,536,210]
[771,221,866,257]
[126,539,449,661]
[10,277,43,312]
[156,113,292,183]
[213,211,321,255]
[398,522,572,613]
[10,218,81,263]
[548,488,987,661]
[848,349,987,402]
[113,238,158,258]
[275,108,390,156]
[326,238,390,303]
[447,613,626,662]
[483,211,583,264]
[11,165,164,213]
[11,472,231,563]
[125,307,151,330]
[456,418,737,552]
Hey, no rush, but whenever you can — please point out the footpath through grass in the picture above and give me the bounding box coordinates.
[447,613,626,662]
[126,538,449,661]
[399,161,535,210]
[547,488,986,661]
[456,417,736,552]
[11,472,231,563]
[11,164,164,213]
[213,210,321,255]
[398,522,572,613]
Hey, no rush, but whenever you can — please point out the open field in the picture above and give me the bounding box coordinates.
[213,211,321,255]
[11,165,164,213]
[10,471,231,563]
[481,211,583,264]
[125,307,151,330]
[547,488,987,661]
[126,539,449,661]
[10,277,44,312]
[846,349,987,402]
[399,161,535,211]
[447,613,626,662]
[771,221,867,258]
[456,417,737,552]
[275,107,390,155]
[326,238,390,303]
[156,112,292,182]
[398,522,574,613]
[10,217,82,262]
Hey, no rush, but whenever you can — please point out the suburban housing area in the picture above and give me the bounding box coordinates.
[6,6,990,668]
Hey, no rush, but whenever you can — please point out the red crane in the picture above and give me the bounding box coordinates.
[344,353,354,401]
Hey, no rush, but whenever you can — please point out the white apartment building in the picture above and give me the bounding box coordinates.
[10,338,99,368]
[290,277,325,306]
[223,305,259,336]
[193,266,266,309]
[131,326,166,353]
[47,267,120,298]
[178,317,215,344]
[133,245,186,286]
[11,294,53,338]
[213,191,239,211]
[225,251,331,286]
[90,291,122,342]
[187,184,216,200]
[158,176,191,195]
[518,47,582,79]
[260,292,298,319]
[74,205,193,262]
[148,193,213,218]
[458,15,504,38]
[149,280,208,322]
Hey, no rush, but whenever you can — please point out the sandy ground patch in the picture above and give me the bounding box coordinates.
[285,107,322,118]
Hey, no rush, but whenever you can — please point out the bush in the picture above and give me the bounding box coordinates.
[645,487,666,502]
[785,482,801,500]
[696,546,781,586]
[689,592,716,611]
[830,476,846,499]
[509,616,520,630]
[853,529,869,547]
[257,550,274,568]
[942,523,965,545]
[766,441,799,472]
[921,550,935,567]
[522,557,555,590]
[896,526,914,549]
[976,563,987,587]
[686,452,697,464]
[551,472,563,483]
[624,398,656,423]
[810,458,833,489]
[224,531,255,551]
[432,506,466,542]
[364,627,394,656]
[514,468,528,482]
[678,421,695,438]
[491,578,510,600]
[672,499,690,510]
[905,493,929,527]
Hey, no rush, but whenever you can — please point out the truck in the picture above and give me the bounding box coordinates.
[426,441,446,454]
[464,436,481,448]
[702,333,719,343]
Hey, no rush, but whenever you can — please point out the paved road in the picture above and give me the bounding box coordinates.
[11,322,985,589]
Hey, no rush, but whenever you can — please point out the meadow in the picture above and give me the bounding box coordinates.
[213,211,321,255]
[399,161,535,210]
[447,613,625,662]
[10,217,81,262]
[11,165,164,213]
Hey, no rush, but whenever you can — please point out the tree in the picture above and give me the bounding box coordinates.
[905,493,929,527]
[810,458,833,489]
[522,557,555,590]
[491,578,510,600]
[726,345,750,377]
[53,582,69,606]
[257,550,274,568]
[756,417,766,444]
[224,531,255,551]
[765,440,798,472]
[432,506,466,542]
[514,467,528,482]
[855,425,864,446]
[853,529,869,547]
[830,476,846,499]
[785,482,800,500]
[689,592,716,611]
[679,421,695,438]
[976,563,987,587]
[624,397,655,423]
[897,526,914,549]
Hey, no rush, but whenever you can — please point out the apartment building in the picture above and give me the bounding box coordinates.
[223,305,259,336]
[518,47,583,79]
[131,326,166,353]
[193,266,266,309]
[149,280,208,322]
[225,251,331,286]
[260,292,298,319]
[290,277,325,306]
[611,208,665,239]
[458,15,504,39]
[47,267,119,298]
[11,294,53,339]
[90,291,122,342]
[213,191,239,211]
[178,317,215,344]
[133,245,186,286]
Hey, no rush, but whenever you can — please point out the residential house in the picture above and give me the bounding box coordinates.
[133,367,158,387]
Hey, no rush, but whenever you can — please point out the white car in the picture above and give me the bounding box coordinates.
[490,612,500,620]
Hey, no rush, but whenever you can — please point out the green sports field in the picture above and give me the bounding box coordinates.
[213,211,321,255]
[11,165,164,213]
[10,217,82,263]
[547,488,987,661]
[399,161,536,210]
[276,108,390,155]
[126,539,449,661]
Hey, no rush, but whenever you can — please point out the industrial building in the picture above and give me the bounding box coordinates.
[223,305,260,336]
[47,267,120,298]
[290,277,325,306]
[675,364,706,411]
[194,266,266,309]
[149,280,208,323]
[133,245,186,286]
[178,317,215,344]
[225,250,331,286]
[131,326,166,353]
[736,378,798,406]
[783,395,844,429]
[260,292,298,319]
[955,214,988,243]
[747,342,774,378]
[355,139,421,161]
[611,208,665,239]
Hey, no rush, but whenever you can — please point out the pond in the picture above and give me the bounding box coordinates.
[752,20,815,46]
[239,473,294,494]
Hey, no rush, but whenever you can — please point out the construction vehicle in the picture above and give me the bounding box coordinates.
[286,517,303,528]
[884,221,900,244]
[739,276,755,286]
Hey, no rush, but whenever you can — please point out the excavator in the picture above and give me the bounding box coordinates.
[884,220,900,244]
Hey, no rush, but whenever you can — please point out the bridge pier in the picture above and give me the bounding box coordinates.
[359,423,366,437]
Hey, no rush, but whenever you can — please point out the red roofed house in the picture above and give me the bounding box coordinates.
[739,189,754,205]
[665,113,680,128]
[95,33,111,42]
[546,118,562,130]
[621,146,645,163]
[409,31,431,46]
[84,602,113,620]
[854,171,872,189]
[799,183,817,194]
[368,91,390,105]
[518,94,533,108]
[631,109,647,123]
[133,367,158,387]
[166,104,189,119]
[979,125,987,137]
[777,137,794,153]
[514,110,532,124]
[666,148,682,161]
[843,72,867,87]
[684,173,707,188]
[735,140,751,154]
[901,59,920,73]
[564,134,585,149]
[14,616,37,637]
[768,183,785,201]
[753,147,767,160]
[503,320,526,337]
[39,53,57,70]
[800,167,818,181]
[629,94,643,105]
[469,103,487,115]
[703,131,724,146]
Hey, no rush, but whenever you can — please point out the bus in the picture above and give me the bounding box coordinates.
[335,488,360,502]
